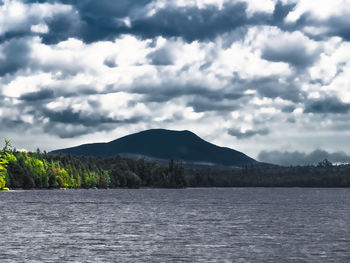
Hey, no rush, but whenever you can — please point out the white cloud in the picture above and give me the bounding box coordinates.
[1,0,350,161]
[286,0,350,22]
[0,0,71,36]
[308,38,350,101]
[30,23,49,34]
[242,0,276,16]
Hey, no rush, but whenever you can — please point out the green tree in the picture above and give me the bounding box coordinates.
[0,155,7,188]
[99,170,111,188]
[24,155,46,188]
[2,138,12,152]
[0,142,17,188]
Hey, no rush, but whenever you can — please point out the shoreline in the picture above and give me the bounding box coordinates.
[4,186,350,191]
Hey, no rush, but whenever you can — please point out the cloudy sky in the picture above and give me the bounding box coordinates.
[1,0,350,165]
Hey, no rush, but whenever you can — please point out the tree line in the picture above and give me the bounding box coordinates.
[187,159,350,187]
[0,140,186,189]
[2,139,350,189]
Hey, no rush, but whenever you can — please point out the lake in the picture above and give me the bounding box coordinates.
[0,188,349,262]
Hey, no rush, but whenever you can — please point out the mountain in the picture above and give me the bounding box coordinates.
[50,129,259,168]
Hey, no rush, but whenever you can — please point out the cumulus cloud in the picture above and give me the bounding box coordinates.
[282,0,350,43]
[41,1,248,43]
[19,89,55,101]
[272,1,297,24]
[243,76,304,102]
[258,149,350,166]
[0,0,72,41]
[40,108,146,138]
[304,97,350,114]
[324,15,350,41]
[0,0,298,45]
[0,37,32,76]
[1,0,350,157]
[261,31,321,69]
[128,2,251,42]
[147,46,174,66]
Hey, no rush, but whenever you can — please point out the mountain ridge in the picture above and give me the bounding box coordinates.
[50,129,259,168]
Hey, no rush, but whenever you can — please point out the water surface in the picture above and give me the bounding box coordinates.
[0,188,349,262]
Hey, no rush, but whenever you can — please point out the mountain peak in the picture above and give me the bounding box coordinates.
[51,129,257,168]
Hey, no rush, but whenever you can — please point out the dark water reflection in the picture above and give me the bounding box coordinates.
[0,188,349,262]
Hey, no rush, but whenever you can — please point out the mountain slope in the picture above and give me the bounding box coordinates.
[50,129,258,167]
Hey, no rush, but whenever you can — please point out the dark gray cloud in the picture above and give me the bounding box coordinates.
[17,85,106,104]
[2,0,149,44]
[228,128,269,139]
[128,2,251,42]
[0,31,31,45]
[325,15,350,41]
[42,107,142,127]
[272,1,296,24]
[0,38,32,76]
[130,82,247,108]
[41,11,83,44]
[295,14,350,42]
[87,99,101,108]
[261,41,320,69]
[2,93,148,138]
[37,107,148,138]
[19,89,55,102]
[239,77,305,103]
[42,122,114,139]
[0,91,148,139]
[147,47,174,66]
[281,105,295,113]
[39,0,153,44]
[258,149,350,166]
[130,73,303,108]
[0,117,31,130]
[277,8,350,42]
[131,83,204,102]
[15,1,299,44]
[190,97,240,112]
[104,57,118,68]
[68,0,151,18]
[304,97,350,114]
[1,0,344,47]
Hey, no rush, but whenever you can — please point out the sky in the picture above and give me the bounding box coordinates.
[1,0,350,165]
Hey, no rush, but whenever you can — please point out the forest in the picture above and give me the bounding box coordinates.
[187,159,350,187]
[1,139,350,189]
[0,139,187,189]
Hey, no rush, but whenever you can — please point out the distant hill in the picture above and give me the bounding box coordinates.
[50,129,259,168]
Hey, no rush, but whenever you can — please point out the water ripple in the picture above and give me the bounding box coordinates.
[0,188,349,262]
